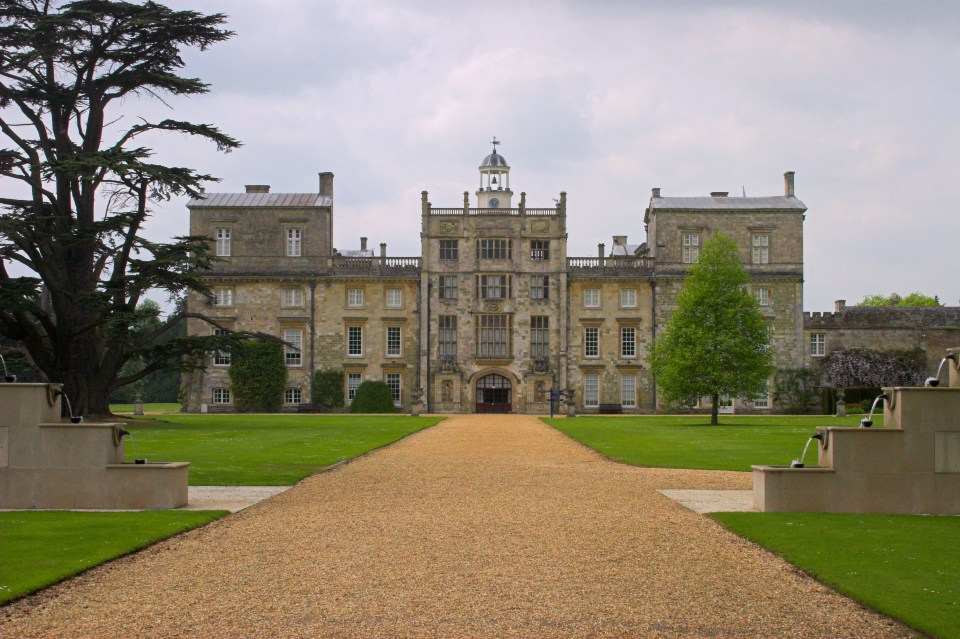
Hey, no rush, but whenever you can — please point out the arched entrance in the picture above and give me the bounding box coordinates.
[476,373,512,413]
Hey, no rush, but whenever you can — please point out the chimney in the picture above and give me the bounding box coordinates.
[710,191,729,198]
[612,235,627,246]
[360,237,367,252]
[598,243,605,259]
[651,187,661,198]
[319,172,334,196]
[835,299,846,312]
[245,185,269,193]
[784,171,795,197]
[380,242,387,259]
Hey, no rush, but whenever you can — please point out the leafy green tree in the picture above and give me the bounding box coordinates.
[0,1,242,416]
[229,341,286,413]
[109,298,185,403]
[858,292,941,307]
[350,381,396,414]
[648,232,773,424]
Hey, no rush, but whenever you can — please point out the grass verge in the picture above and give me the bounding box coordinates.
[0,510,227,605]
[122,414,445,485]
[712,512,960,639]
[544,414,878,472]
[110,402,181,414]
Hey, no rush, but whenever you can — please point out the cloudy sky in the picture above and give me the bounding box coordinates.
[133,0,960,310]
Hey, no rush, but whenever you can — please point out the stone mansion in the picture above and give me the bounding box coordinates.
[185,145,958,414]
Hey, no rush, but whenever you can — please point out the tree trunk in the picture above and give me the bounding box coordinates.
[711,392,719,425]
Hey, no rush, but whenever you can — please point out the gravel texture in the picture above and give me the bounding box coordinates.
[2,415,914,638]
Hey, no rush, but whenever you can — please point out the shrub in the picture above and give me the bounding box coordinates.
[773,368,821,414]
[824,348,925,389]
[313,369,345,408]
[229,341,286,412]
[350,381,395,413]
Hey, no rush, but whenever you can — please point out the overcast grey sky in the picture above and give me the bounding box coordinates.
[136,0,960,311]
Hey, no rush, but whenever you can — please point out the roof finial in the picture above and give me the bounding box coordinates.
[491,135,500,152]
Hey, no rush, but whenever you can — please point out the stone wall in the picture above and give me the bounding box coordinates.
[804,305,960,375]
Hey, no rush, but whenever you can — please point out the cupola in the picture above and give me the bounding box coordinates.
[476,137,513,209]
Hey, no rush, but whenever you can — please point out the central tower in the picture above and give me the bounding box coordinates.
[476,137,512,208]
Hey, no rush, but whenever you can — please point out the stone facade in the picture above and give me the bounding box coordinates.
[183,149,810,414]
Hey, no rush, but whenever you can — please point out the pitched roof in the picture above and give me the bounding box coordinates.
[648,195,806,211]
[187,193,332,208]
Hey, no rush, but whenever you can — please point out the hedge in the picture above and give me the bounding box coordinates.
[313,369,345,407]
[229,341,286,412]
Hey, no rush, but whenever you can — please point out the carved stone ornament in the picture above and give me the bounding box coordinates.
[483,301,503,313]
[530,219,549,234]
[437,358,461,373]
[439,221,460,235]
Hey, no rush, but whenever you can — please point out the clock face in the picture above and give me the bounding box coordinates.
[489,198,500,208]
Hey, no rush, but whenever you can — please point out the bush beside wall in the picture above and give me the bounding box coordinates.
[350,381,395,413]
[230,341,286,412]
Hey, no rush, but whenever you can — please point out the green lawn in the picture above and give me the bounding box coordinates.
[0,510,227,604]
[544,414,879,471]
[110,402,181,414]
[122,414,444,485]
[712,512,960,639]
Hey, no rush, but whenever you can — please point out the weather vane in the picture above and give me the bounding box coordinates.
[491,136,500,150]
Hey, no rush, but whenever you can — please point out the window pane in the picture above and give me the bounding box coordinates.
[347,373,362,404]
[530,240,549,261]
[385,373,401,406]
[621,374,637,407]
[478,315,509,358]
[531,316,549,359]
[215,227,230,257]
[284,388,302,404]
[438,316,457,357]
[584,327,599,357]
[584,289,600,307]
[284,329,302,366]
[386,326,402,357]
[213,328,231,366]
[348,289,363,307]
[386,289,402,307]
[348,326,363,356]
[439,240,459,260]
[620,288,636,307]
[584,374,599,407]
[620,327,636,358]
[287,227,302,257]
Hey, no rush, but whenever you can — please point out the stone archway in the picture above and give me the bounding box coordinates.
[475,373,512,413]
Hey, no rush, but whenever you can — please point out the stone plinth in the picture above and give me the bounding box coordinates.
[0,383,189,509]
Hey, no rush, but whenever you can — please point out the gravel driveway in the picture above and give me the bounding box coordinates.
[2,414,912,638]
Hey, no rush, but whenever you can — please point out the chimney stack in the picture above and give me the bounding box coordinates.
[245,185,269,193]
[360,237,367,252]
[651,187,661,198]
[835,299,846,312]
[784,171,795,197]
[319,172,334,196]
[598,243,605,259]
[380,242,387,259]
